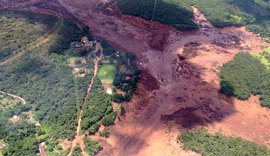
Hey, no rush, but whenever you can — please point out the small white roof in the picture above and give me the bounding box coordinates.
[106,87,113,95]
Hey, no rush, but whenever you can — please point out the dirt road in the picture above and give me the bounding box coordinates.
[68,42,104,156]
[1,1,270,156]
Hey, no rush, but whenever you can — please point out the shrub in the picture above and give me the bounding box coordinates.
[102,112,117,126]
[99,129,110,138]
[83,137,100,156]
[220,52,270,108]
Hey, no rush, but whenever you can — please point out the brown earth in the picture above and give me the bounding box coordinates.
[1,1,270,156]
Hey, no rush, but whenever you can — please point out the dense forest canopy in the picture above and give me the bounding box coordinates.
[220,51,270,108]
[179,129,270,156]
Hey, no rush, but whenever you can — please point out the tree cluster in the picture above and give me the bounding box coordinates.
[220,52,270,108]
[179,129,270,156]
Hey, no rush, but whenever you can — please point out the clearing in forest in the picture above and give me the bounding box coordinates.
[98,64,116,85]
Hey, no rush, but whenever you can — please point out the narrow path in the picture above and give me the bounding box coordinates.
[68,43,103,156]
[0,18,63,67]
[0,91,26,105]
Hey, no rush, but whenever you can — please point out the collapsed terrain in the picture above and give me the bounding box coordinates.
[0,0,270,156]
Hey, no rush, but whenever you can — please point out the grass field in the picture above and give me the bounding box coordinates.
[264,46,270,55]
[98,64,116,85]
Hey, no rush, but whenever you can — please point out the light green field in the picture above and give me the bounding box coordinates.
[98,64,116,85]
[250,52,270,70]
[264,47,270,55]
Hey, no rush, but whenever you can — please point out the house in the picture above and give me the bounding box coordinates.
[81,36,93,47]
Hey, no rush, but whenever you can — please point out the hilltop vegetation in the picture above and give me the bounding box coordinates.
[194,0,270,41]
[220,50,270,108]
[179,129,270,156]
[0,9,57,61]
[118,0,270,41]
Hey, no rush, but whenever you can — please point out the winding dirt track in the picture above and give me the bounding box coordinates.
[1,1,270,156]
[0,91,26,105]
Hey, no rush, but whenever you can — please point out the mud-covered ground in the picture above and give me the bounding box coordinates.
[1,1,270,156]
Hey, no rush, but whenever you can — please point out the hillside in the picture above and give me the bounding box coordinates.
[118,0,270,41]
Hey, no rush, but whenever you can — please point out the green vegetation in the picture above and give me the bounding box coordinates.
[250,52,270,69]
[0,9,57,61]
[120,104,125,115]
[0,92,23,110]
[97,40,140,104]
[220,52,270,107]
[264,46,270,54]
[192,0,270,41]
[99,128,110,138]
[49,21,91,54]
[118,0,270,41]
[81,78,113,134]
[1,121,38,156]
[72,145,82,156]
[98,64,117,85]
[179,129,270,156]
[81,40,140,136]
[0,10,94,156]
[83,137,100,156]
[0,8,140,155]
[117,0,197,30]
[111,52,140,103]
[102,112,117,126]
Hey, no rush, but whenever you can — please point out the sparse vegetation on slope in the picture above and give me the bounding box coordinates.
[179,129,270,156]
[49,20,91,54]
[118,0,270,41]
[117,0,197,30]
[192,0,270,41]
[98,64,117,85]
[83,137,100,156]
[220,52,270,108]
